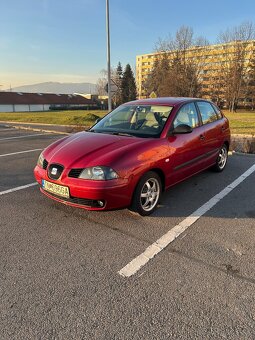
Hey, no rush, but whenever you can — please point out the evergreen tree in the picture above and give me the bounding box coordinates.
[115,62,123,106]
[116,62,123,79]
[121,64,137,103]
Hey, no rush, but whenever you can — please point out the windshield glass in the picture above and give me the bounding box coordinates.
[90,105,173,137]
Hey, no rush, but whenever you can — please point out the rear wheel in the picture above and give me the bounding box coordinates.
[212,144,228,172]
[131,171,162,216]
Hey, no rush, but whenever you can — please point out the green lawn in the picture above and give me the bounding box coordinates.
[223,110,255,135]
[0,110,108,127]
[0,109,254,135]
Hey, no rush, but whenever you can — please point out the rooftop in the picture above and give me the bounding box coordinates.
[0,92,93,105]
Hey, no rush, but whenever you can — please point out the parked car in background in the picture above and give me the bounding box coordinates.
[34,97,230,215]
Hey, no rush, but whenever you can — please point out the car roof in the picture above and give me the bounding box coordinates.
[124,97,207,107]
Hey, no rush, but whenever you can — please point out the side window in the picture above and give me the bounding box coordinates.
[197,102,219,124]
[173,102,199,129]
[212,103,223,119]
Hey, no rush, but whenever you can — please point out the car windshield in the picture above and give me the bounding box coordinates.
[90,104,173,137]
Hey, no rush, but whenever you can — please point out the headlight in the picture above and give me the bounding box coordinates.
[79,166,119,180]
[37,152,45,168]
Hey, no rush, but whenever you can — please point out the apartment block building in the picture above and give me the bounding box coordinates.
[136,40,255,104]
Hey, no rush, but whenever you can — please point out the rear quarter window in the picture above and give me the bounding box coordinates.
[197,101,219,124]
[212,103,223,119]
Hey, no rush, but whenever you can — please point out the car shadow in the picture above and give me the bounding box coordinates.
[151,166,255,219]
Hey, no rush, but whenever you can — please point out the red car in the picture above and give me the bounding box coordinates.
[34,97,230,215]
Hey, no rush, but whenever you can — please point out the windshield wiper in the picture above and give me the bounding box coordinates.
[110,132,134,137]
[87,129,104,133]
[88,130,134,137]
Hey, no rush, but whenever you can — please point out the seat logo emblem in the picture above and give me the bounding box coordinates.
[51,167,58,175]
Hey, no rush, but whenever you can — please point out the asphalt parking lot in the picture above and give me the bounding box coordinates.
[0,124,255,340]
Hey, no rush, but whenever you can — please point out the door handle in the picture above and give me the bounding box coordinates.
[199,134,205,140]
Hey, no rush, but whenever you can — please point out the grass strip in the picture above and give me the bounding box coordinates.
[0,109,254,135]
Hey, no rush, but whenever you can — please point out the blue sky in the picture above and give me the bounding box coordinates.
[0,0,254,89]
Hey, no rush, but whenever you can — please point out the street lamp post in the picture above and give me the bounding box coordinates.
[106,0,112,111]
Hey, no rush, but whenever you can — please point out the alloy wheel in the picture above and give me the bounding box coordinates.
[218,145,228,170]
[140,178,160,212]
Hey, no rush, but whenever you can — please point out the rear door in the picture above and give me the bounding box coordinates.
[195,101,225,165]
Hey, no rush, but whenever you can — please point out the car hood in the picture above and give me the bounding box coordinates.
[44,131,150,168]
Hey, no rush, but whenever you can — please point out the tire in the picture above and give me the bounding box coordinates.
[130,171,162,216]
[212,144,228,172]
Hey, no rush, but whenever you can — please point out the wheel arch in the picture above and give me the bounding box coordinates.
[145,167,166,192]
[223,140,229,151]
[130,168,164,215]
[130,167,166,205]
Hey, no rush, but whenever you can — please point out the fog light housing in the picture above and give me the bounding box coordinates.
[98,200,104,207]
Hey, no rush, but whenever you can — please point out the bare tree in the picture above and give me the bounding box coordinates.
[206,60,227,107]
[175,26,194,51]
[146,22,255,107]
[96,69,108,96]
[244,55,255,110]
[194,36,210,47]
[96,67,119,98]
[154,35,173,52]
[146,26,204,98]
[217,21,255,111]
[217,22,255,43]
[144,53,173,97]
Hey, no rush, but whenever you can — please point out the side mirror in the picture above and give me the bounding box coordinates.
[171,124,193,134]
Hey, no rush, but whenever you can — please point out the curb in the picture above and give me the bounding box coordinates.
[0,120,75,127]
[4,124,70,135]
[231,150,255,157]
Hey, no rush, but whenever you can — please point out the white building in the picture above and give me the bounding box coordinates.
[0,92,94,112]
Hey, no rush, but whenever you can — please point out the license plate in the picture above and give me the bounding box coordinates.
[42,180,70,198]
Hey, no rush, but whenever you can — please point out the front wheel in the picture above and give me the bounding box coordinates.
[130,171,162,216]
[212,144,228,172]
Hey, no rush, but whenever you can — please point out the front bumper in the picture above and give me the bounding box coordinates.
[34,165,133,211]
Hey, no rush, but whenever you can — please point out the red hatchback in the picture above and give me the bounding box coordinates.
[34,97,230,215]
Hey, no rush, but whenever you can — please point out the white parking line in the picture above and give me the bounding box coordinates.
[0,133,50,141]
[0,149,42,157]
[0,182,38,196]
[0,128,16,132]
[118,163,255,278]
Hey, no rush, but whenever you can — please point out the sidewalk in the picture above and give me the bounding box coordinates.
[231,134,255,154]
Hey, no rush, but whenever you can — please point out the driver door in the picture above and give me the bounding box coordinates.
[167,102,207,185]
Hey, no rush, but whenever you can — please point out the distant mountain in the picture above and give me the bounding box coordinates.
[12,82,97,94]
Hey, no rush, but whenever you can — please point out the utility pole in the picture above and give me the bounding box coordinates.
[106,0,112,111]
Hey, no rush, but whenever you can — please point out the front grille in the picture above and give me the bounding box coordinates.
[43,159,48,170]
[48,164,64,180]
[42,189,105,208]
[68,168,83,178]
